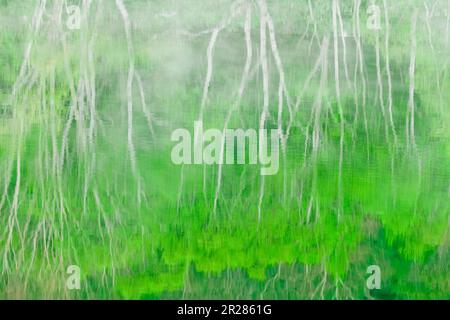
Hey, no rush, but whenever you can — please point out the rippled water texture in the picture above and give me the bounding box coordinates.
[0,0,448,299]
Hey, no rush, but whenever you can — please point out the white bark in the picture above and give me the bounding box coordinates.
[407,9,418,149]
[116,0,141,203]
[213,5,252,216]
[257,0,270,223]
[332,0,344,221]
[383,0,397,145]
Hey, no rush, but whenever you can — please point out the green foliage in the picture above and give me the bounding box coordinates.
[0,0,448,300]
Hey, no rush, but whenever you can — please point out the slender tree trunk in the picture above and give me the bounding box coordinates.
[407,9,418,149]
[332,0,344,221]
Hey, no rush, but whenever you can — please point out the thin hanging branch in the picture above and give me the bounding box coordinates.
[382,0,398,146]
[115,0,142,203]
[332,0,345,221]
[213,4,253,216]
[407,9,418,150]
[256,0,271,222]
[13,0,47,98]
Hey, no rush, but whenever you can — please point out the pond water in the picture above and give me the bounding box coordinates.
[0,0,448,299]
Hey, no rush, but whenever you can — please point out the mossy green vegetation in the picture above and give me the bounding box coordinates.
[0,0,448,299]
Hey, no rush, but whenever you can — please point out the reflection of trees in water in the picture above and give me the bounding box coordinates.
[0,0,448,299]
